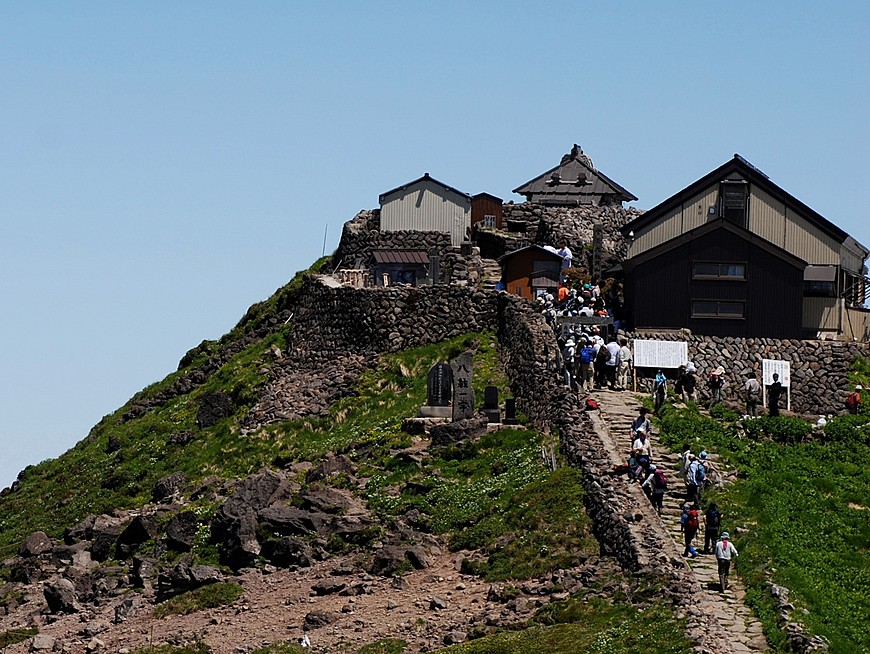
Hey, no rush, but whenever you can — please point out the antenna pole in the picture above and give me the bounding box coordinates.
[321,224,328,258]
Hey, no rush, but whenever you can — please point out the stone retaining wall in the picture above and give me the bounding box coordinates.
[331,210,452,270]
[632,332,870,416]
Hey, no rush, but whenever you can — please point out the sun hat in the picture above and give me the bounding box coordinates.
[714,366,725,376]
[721,532,729,539]
[699,451,708,459]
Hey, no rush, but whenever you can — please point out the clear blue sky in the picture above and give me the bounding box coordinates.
[1,2,868,487]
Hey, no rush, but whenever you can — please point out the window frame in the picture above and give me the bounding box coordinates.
[691,260,747,281]
[690,298,746,320]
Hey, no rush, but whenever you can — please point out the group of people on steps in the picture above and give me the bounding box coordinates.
[626,406,737,592]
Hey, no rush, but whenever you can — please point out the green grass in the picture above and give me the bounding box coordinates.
[357,639,409,654]
[130,645,211,654]
[651,367,870,654]
[437,591,691,654]
[154,582,244,617]
[0,627,38,648]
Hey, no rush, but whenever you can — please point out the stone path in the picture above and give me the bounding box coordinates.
[591,388,768,653]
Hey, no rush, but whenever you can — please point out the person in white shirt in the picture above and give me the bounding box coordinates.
[715,532,739,591]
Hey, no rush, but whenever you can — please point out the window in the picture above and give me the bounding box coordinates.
[692,261,746,280]
[719,180,748,227]
[803,281,836,298]
[691,300,745,319]
[483,214,497,228]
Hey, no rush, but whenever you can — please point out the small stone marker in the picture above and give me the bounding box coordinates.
[451,351,475,421]
[503,398,518,425]
[483,386,500,423]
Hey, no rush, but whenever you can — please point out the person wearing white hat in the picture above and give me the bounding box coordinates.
[708,365,725,406]
[715,532,739,591]
[846,385,863,415]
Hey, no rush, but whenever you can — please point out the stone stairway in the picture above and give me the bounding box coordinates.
[478,258,502,289]
[590,388,768,653]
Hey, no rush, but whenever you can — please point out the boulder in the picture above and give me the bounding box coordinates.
[44,577,79,614]
[196,392,235,428]
[257,507,328,536]
[165,511,200,552]
[152,472,186,503]
[430,416,488,448]
[116,515,158,559]
[19,531,53,557]
[29,634,56,651]
[260,537,312,569]
[90,515,127,562]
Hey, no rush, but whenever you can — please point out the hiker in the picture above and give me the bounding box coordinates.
[562,338,576,389]
[715,531,739,591]
[641,465,667,515]
[617,338,632,390]
[745,372,761,417]
[630,406,652,438]
[680,502,700,558]
[681,363,698,403]
[846,385,863,415]
[707,366,725,406]
[767,373,783,417]
[703,501,723,554]
[654,370,667,414]
[578,338,596,392]
[630,427,652,479]
[686,453,706,506]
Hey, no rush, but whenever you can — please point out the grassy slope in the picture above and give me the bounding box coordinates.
[652,371,870,654]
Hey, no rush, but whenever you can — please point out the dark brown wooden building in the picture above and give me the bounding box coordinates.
[623,219,806,338]
[621,154,870,340]
[471,193,503,230]
[498,245,563,300]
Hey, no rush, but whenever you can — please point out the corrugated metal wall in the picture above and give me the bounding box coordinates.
[784,208,839,265]
[840,244,865,274]
[748,187,786,245]
[381,180,471,245]
[802,297,840,332]
[628,186,717,258]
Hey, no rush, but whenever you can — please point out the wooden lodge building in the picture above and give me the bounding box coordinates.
[620,155,870,341]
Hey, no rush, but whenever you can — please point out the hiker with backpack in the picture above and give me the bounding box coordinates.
[715,531,739,591]
[845,385,863,415]
[744,372,761,417]
[686,454,707,506]
[703,502,723,554]
[630,424,653,480]
[641,465,667,515]
[680,502,700,558]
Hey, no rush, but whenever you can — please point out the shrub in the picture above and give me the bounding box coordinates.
[741,416,813,444]
[0,627,38,647]
[822,414,870,444]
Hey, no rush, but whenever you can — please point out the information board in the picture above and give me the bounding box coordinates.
[762,359,791,386]
[633,340,689,369]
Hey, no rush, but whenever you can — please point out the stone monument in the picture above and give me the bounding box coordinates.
[483,385,500,423]
[419,362,453,418]
[451,351,475,421]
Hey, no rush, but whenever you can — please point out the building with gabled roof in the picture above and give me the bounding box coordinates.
[513,144,637,207]
[379,173,472,246]
[620,154,869,340]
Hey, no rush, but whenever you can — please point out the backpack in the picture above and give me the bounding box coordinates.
[653,470,667,490]
[585,399,599,411]
[692,461,706,485]
[687,510,700,530]
[846,392,860,411]
[706,509,721,528]
[595,345,610,365]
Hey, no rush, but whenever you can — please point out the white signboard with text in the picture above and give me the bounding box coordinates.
[762,359,791,411]
[633,340,689,369]
[762,359,791,386]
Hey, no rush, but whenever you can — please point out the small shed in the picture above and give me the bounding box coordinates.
[371,249,430,287]
[379,173,472,246]
[498,245,564,300]
[471,193,503,230]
